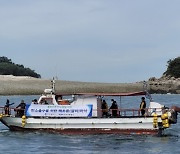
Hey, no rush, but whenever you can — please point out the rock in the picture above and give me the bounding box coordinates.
[148,75,180,94]
[149,77,157,81]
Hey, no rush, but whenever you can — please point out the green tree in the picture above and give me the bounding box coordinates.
[0,56,41,78]
[164,57,180,78]
[0,56,12,63]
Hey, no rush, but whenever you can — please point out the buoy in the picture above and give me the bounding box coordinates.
[165,119,169,124]
[21,115,26,127]
[161,112,170,128]
[22,115,26,119]
[153,113,157,117]
[153,113,158,128]
[164,113,168,119]
[161,114,165,120]
[153,122,158,128]
[164,123,170,128]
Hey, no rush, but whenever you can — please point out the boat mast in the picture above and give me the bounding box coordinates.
[51,77,55,94]
[119,96,122,109]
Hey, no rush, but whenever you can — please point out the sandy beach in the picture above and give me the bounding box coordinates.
[0,75,145,95]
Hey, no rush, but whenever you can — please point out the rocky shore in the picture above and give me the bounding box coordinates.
[0,75,179,95]
[148,75,180,94]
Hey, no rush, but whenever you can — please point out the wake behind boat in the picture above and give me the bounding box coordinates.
[0,79,179,135]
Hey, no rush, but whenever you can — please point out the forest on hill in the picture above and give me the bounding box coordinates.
[0,56,41,78]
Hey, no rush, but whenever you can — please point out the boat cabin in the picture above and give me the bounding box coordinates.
[28,89,163,118]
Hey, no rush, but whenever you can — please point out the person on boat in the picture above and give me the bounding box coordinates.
[140,97,146,116]
[101,100,109,117]
[32,99,38,104]
[44,100,48,105]
[4,99,14,115]
[109,99,118,117]
[33,99,38,104]
[16,100,26,117]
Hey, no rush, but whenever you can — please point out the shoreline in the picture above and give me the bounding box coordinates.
[0,75,179,95]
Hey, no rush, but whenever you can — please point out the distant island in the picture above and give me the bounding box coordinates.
[0,56,41,78]
[148,56,180,94]
[0,56,179,95]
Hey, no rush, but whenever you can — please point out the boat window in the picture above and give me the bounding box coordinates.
[56,95,72,105]
[40,98,53,105]
[58,100,70,105]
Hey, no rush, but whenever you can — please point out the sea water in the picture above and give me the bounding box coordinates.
[0,94,179,154]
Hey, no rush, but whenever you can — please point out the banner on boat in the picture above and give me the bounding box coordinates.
[25,104,93,117]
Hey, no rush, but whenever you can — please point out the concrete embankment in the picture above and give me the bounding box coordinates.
[0,75,145,95]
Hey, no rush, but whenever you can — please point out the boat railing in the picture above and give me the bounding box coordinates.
[0,106,163,118]
[107,108,163,117]
[118,108,140,117]
[0,106,25,117]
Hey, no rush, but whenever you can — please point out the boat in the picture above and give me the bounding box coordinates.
[0,79,179,135]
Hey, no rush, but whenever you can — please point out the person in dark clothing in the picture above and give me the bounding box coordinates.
[140,97,146,116]
[16,100,26,117]
[109,99,118,117]
[4,99,14,115]
[101,100,108,117]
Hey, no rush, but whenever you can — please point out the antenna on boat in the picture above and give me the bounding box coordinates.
[51,77,55,94]
[143,81,152,102]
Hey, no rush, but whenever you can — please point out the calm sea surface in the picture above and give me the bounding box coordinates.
[0,94,180,154]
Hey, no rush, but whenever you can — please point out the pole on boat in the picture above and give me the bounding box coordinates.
[119,96,122,108]
[51,77,55,94]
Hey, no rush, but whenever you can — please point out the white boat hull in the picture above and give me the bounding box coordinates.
[0,116,160,134]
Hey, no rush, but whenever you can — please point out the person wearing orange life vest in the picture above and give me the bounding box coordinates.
[140,97,146,116]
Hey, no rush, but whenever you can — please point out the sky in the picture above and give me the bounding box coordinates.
[0,0,180,83]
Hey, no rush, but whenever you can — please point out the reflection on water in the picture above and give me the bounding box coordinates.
[0,129,179,154]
